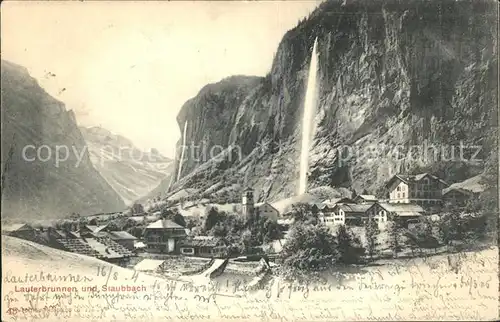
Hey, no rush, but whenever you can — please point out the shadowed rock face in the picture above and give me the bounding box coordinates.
[1,60,126,220]
[163,0,498,203]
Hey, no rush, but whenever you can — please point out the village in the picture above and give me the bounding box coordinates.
[1,171,488,280]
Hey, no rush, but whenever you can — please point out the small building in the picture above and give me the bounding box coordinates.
[442,188,475,207]
[144,219,187,253]
[325,204,372,226]
[366,202,426,228]
[1,223,35,240]
[353,195,378,204]
[177,236,228,258]
[104,231,137,251]
[385,173,448,207]
[255,202,279,222]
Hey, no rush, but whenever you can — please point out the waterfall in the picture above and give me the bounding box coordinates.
[176,121,189,181]
[298,38,319,195]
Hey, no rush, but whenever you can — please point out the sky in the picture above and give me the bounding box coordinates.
[2,1,321,158]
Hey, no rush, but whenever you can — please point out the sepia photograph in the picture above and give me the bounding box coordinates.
[1,0,499,320]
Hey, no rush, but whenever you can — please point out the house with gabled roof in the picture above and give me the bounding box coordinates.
[255,202,279,221]
[177,236,229,258]
[353,194,378,204]
[385,173,448,207]
[323,203,372,227]
[366,202,426,228]
[144,219,187,253]
[1,223,35,240]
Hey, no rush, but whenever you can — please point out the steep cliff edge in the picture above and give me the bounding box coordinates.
[167,0,498,203]
[1,60,126,220]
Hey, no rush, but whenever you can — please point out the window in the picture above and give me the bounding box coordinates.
[397,193,400,198]
[181,248,194,255]
[397,186,401,192]
[402,193,405,198]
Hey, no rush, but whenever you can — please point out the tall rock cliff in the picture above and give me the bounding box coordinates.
[166,0,498,203]
[1,60,126,220]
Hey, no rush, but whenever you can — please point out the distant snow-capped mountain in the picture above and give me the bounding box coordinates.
[80,126,174,205]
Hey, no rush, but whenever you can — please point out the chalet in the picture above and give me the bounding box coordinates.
[144,219,187,253]
[353,195,378,204]
[366,202,426,228]
[442,188,476,207]
[177,236,228,258]
[324,204,372,226]
[79,224,137,251]
[255,202,279,221]
[385,173,448,207]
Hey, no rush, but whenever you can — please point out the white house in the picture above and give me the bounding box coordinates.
[385,173,448,206]
[323,204,372,227]
[365,202,426,228]
[255,202,279,222]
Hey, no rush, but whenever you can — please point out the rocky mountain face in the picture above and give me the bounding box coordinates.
[165,0,498,203]
[80,126,174,205]
[1,60,126,220]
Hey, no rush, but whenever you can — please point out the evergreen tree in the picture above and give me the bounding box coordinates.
[387,215,402,258]
[336,224,365,264]
[280,224,339,271]
[160,207,187,227]
[365,218,380,260]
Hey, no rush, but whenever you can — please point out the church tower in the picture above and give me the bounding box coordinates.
[242,187,255,220]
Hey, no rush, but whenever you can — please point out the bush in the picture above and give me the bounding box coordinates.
[279,224,339,271]
[289,203,319,225]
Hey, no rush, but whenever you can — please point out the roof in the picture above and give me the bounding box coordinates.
[85,225,98,232]
[55,230,68,237]
[442,187,474,197]
[94,224,109,233]
[178,236,225,248]
[106,231,137,240]
[68,231,81,238]
[146,219,184,229]
[310,203,329,210]
[128,216,145,223]
[387,173,448,187]
[355,195,378,201]
[134,241,146,248]
[337,204,372,213]
[134,259,165,272]
[1,223,31,232]
[255,202,279,213]
[82,238,124,259]
[324,198,354,206]
[376,202,425,216]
